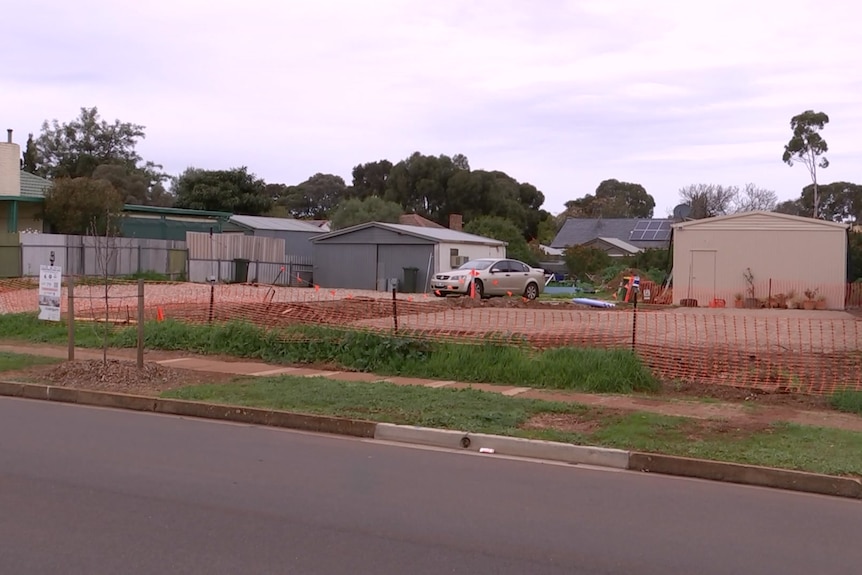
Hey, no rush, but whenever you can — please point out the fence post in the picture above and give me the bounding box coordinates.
[209,279,215,324]
[137,279,145,369]
[392,287,398,334]
[67,276,75,361]
[631,289,638,351]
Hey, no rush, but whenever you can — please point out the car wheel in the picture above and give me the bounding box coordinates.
[472,279,484,299]
[524,282,539,300]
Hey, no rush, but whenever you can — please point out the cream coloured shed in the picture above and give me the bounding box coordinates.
[672,211,850,309]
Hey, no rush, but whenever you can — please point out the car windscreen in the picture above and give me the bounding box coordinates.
[458,260,493,270]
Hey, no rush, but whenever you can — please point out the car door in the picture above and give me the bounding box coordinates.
[507,260,530,294]
[486,259,510,295]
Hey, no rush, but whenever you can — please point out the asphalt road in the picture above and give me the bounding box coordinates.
[1,399,859,575]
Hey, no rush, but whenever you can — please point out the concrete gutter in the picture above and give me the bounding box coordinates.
[1,380,860,500]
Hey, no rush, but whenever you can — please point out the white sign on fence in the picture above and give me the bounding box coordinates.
[38,265,62,322]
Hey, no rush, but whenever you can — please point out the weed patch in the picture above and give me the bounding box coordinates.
[830,390,862,416]
[0,313,658,393]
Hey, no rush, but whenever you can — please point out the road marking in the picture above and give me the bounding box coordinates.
[250,368,300,377]
[501,387,531,396]
[426,381,456,388]
[156,358,192,365]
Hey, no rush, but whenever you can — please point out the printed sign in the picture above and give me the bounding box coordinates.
[38,265,62,322]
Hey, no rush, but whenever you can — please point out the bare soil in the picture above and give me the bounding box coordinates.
[522,411,775,439]
[5,360,237,396]
[658,379,830,410]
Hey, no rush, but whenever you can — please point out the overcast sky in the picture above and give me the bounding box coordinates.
[4,0,860,216]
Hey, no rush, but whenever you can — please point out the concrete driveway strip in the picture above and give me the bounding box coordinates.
[0,397,859,575]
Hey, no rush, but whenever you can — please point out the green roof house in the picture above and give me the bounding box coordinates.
[0,129,51,233]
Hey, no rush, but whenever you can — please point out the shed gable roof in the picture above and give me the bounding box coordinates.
[311,221,506,246]
[672,211,851,231]
[230,214,327,233]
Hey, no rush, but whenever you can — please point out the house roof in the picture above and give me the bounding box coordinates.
[230,214,328,233]
[551,217,672,250]
[311,221,507,246]
[587,236,642,254]
[124,204,233,219]
[672,210,851,230]
[399,213,446,228]
[304,219,331,230]
[20,171,50,198]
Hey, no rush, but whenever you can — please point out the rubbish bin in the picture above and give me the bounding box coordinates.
[233,258,250,283]
[402,267,419,293]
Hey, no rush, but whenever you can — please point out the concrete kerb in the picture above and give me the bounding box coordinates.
[0,380,860,500]
[628,453,862,500]
[373,423,631,469]
[0,380,376,439]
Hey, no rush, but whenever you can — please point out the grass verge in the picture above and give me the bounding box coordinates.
[830,390,862,415]
[0,351,62,372]
[165,376,862,477]
[0,313,657,394]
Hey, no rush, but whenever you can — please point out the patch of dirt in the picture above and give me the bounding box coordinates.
[520,412,606,434]
[676,417,773,440]
[522,410,774,439]
[659,380,830,410]
[8,359,237,396]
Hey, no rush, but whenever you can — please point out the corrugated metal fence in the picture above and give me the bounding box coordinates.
[2,233,187,279]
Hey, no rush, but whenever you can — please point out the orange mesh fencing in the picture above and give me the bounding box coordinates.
[1,277,861,396]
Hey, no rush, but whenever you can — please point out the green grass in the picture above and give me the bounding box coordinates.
[165,376,577,435]
[0,313,658,394]
[830,390,862,415]
[165,376,862,477]
[0,351,62,372]
[72,271,183,286]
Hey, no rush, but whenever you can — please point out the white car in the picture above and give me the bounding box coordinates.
[432,258,546,300]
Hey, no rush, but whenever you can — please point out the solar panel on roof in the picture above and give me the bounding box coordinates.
[630,220,671,242]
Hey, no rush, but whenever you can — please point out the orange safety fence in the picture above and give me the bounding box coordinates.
[2,277,861,396]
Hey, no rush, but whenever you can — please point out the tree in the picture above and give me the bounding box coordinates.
[22,133,38,173]
[536,215,559,245]
[783,110,829,219]
[564,245,611,279]
[91,164,174,207]
[463,216,535,265]
[564,179,655,219]
[43,177,125,235]
[275,173,348,219]
[678,184,738,219]
[774,199,804,216]
[35,106,149,179]
[385,152,461,220]
[172,167,272,215]
[330,196,403,230]
[351,160,393,199]
[776,181,862,222]
[733,183,778,213]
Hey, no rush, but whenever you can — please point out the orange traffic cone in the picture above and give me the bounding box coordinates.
[156,307,164,322]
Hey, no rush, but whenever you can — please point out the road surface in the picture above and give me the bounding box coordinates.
[1,397,859,575]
